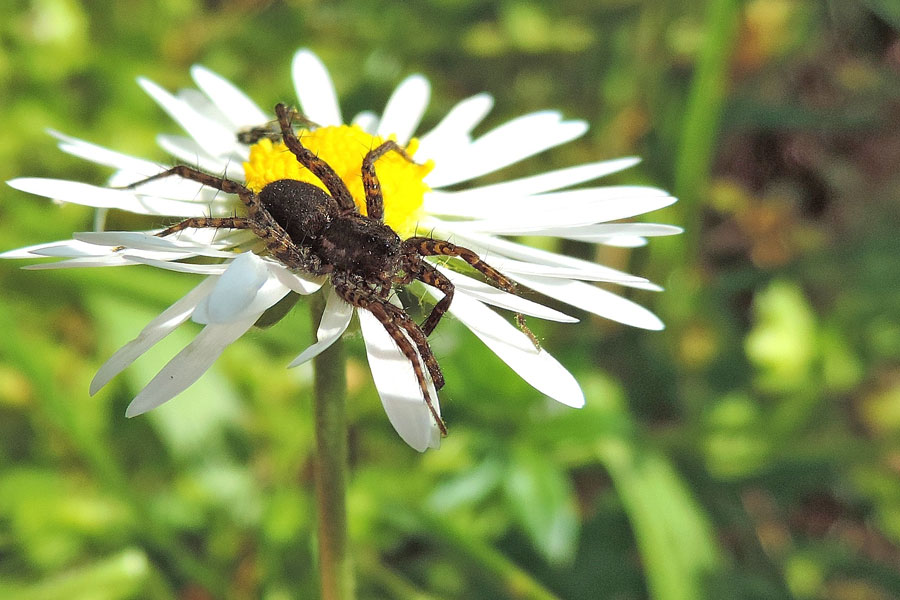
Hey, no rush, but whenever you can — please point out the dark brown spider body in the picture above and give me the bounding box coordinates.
[259,178,403,286]
[258,179,337,243]
[314,214,402,278]
[126,103,538,438]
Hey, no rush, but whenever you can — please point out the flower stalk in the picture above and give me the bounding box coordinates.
[310,292,355,600]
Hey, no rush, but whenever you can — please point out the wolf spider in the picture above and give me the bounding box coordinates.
[125,103,536,436]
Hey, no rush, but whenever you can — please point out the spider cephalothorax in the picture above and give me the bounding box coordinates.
[126,103,536,436]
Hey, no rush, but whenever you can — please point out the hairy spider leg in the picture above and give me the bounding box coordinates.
[156,216,251,238]
[369,268,448,391]
[274,103,357,214]
[237,107,318,145]
[399,254,456,337]
[360,140,416,221]
[403,237,541,350]
[123,164,257,208]
[332,272,448,435]
[123,165,317,271]
[357,140,451,389]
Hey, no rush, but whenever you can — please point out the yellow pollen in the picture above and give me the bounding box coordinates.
[243,125,434,237]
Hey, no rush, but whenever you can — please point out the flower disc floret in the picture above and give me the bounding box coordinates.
[243,125,433,236]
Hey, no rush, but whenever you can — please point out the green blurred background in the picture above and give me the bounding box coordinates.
[1,1,899,598]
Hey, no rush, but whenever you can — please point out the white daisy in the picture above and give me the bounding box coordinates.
[2,49,680,452]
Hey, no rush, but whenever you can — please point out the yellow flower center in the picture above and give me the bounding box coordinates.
[243,125,433,237]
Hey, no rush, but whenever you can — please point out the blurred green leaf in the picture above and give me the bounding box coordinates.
[600,438,723,600]
[0,469,132,570]
[861,0,900,28]
[428,457,504,512]
[0,549,163,600]
[503,447,579,566]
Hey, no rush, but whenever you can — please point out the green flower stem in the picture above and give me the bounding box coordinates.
[673,0,742,257]
[310,293,355,600]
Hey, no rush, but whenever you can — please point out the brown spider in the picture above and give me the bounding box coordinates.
[125,103,535,436]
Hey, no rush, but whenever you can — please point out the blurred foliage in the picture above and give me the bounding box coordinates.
[1,0,900,599]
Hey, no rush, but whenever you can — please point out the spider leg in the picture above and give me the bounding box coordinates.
[156,216,252,238]
[403,237,541,350]
[237,108,319,144]
[156,212,324,275]
[121,165,259,213]
[332,274,447,435]
[122,164,323,271]
[360,140,416,222]
[274,103,358,214]
[250,210,328,274]
[373,284,446,390]
[398,254,455,337]
[368,275,445,389]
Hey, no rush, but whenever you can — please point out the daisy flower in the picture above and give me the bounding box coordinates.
[3,49,680,451]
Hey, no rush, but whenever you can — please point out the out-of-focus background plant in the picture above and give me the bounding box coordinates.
[1,1,899,599]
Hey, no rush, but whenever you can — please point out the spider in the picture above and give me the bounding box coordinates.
[125,103,536,436]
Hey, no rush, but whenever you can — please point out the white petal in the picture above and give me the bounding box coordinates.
[4,236,237,263]
[49,130,164,177]
[427,186,674,224]
[629,281,665,292]
[509,273,665,331]
[123,255,230,274]
[8,178,214,217]
[292,49,343,126]
[425,111,588,188]
[155,135,247,180]
[596,236,648,247]
[105,169,226,203]
[434,266,578,323]
[424,157,641,214]
[1,239,105,259]
[91,277,218,394]
[358,310,441,452]
[288,287,353,367]
[262,262,324,296]
[377,74,430,145]
[445,230,652,288]
[351,110,378,134]
[446,293,584,408]
[447,195,676,234]
[416,93,494,162]
[138,77,238,157]
[436,287,537,354]
[20,251,203,269]
[125,314,258,417]
[32,244,107,258]
[177,88,230,125]
[190,65,269,128]
[537,223,684,241]
[165,227,254,249]
[192,252,272,324]
[73,231,236,257]
[482,257,643,283]
[21,256,138,269]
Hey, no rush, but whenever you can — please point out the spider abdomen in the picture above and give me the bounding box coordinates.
[259,179,338,241]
